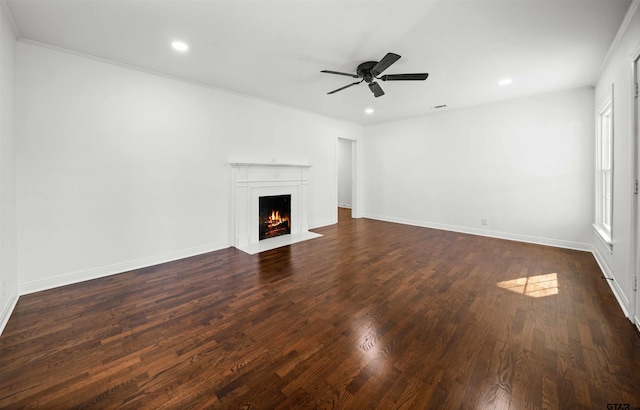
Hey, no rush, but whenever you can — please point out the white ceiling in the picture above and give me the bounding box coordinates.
[5,0,632,125]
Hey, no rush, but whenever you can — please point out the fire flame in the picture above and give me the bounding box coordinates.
[260,207,290,240]
[267,210,288,227]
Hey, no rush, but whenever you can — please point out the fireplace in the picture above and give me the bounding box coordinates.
[259,195,291,240]
[229,162,322,254]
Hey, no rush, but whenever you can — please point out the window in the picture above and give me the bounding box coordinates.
[595,95,613,245]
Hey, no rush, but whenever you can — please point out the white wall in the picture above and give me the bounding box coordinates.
[15,42,362,293]
[337,138,352,208]
[363,87,595,250]
[0,1,19,334]
[592,1,640,320]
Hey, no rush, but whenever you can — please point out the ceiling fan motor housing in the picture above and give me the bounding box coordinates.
[357,61,378,83]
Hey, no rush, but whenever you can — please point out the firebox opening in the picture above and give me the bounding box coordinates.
[259,195,291,241]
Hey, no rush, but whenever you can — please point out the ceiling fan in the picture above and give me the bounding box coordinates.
[321,52,429,98]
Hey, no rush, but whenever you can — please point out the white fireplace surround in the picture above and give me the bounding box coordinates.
[229,162,322,254]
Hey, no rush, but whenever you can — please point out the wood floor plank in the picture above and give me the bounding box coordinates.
[1,207,640,408]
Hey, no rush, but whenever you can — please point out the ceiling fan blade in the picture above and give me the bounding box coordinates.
[327,80,362,94]
[368,81,385,97]
[321,70,360,79]
[371,53,401,76]
[380,73,429,81]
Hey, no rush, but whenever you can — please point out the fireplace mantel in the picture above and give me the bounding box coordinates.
[229,162,321,254]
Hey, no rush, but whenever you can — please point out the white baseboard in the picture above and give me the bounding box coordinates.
[19,242,229,296]
[592,246,631,318]
[338,204,352,209]
[363,213,592,252]
[0,288,19,336]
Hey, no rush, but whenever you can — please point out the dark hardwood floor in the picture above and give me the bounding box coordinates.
[1,208,639,409]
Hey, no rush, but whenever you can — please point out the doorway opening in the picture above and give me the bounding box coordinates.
[337,138,356,220]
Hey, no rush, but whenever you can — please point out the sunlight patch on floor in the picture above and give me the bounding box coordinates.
[497,273,558,298]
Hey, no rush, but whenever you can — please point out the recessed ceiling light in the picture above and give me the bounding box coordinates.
[365,108,374,115]
[498,78,513,86]
[171,41,189,52]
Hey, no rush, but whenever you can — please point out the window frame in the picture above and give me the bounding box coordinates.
[594,93,614,247]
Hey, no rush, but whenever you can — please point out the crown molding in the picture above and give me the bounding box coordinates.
[592,0,640,85]
[0,0,20,39]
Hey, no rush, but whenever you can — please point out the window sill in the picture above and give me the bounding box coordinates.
[593,224,613,252]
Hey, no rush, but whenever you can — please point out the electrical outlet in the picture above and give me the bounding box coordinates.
[481,217,488,226]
